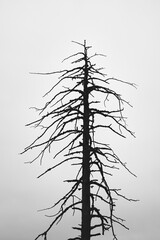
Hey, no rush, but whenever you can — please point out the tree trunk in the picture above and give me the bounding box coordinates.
[82,40,91,240]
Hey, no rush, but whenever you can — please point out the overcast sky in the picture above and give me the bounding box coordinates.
[1,1,160,240]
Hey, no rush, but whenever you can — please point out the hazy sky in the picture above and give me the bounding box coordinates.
[1,1,160,239]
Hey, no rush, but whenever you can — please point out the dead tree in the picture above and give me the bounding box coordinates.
[22,40,137,240]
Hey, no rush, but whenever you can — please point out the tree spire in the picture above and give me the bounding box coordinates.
[22,41,137,240]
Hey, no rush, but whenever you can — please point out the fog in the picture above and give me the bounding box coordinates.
[0,1,160,239]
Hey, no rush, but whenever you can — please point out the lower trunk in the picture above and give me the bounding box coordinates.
[82,145,90,240]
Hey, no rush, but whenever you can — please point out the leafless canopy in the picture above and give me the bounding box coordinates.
[22,40,137,240]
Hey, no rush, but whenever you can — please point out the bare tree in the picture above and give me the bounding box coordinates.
[22,40,137,240]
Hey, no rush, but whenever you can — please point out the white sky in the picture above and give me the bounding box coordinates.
[0,0,160,239]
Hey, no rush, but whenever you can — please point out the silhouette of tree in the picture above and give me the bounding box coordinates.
[22,40,137,240]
